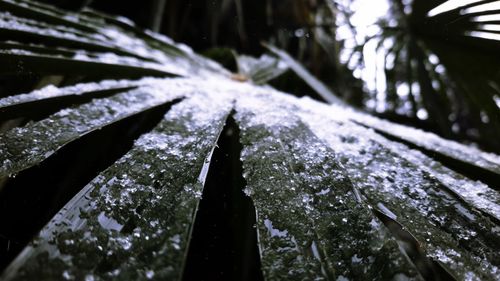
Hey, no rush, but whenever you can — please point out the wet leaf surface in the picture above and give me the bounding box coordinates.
[235,93,421,280]
[2,91,233,280]
[0,2,499,280]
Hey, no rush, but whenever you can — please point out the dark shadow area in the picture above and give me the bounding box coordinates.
[182,115,264,281]
[0,75,41,99]
[0,99,180,271]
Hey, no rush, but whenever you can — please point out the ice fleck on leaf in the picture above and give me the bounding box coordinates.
[97,211,124,231]
[264,219,289,238]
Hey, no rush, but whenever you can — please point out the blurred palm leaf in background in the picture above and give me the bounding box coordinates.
[331,0,500,152]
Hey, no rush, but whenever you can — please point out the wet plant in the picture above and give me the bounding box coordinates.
[0,1,499,280]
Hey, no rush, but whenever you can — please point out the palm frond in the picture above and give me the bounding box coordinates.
[0,2,499,281]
